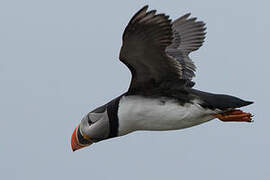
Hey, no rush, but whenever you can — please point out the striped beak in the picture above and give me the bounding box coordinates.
[71,125,93,152]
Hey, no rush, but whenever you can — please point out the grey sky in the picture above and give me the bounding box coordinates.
[0,0,269,179]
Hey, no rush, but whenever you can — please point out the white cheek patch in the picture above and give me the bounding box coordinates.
[88,112,104,123]
[80,111,110,142]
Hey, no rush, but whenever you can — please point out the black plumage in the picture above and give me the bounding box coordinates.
[119,5,253,111]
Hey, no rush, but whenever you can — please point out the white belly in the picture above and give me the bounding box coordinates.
[117,95,216,136]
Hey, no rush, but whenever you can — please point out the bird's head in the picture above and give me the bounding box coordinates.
[71,108,110,151]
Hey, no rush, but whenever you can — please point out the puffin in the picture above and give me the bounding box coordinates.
[71,5,253,151]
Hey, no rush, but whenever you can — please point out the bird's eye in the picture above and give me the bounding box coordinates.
[88,112,102,124]
[86,114,92,126]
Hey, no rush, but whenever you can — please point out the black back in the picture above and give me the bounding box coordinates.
[190,89,253,110]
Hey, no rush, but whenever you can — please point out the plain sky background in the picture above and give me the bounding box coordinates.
[0,0,269,179]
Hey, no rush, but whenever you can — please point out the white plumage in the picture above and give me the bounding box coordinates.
[117,95,216,136]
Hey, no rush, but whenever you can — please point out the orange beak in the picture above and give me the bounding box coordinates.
[71,126,92,152]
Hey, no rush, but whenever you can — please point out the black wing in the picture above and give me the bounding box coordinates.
[119,6,206,94]
[119,6,182,94]
[166,13,206,80]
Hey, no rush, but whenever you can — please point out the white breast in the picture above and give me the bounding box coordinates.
[117,95,216,136]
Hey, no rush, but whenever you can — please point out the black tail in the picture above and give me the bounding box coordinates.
[190,89,254,111]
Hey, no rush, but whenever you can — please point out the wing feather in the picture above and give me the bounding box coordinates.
[119,6,206,94]
[166,13,206,80]
[120,5,182,94]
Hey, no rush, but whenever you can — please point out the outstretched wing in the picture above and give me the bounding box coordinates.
[119,5,182,94]
[119,6,206,94]
[166,13,206,80]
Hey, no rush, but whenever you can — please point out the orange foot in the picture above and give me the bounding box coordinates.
[214,109,253,123]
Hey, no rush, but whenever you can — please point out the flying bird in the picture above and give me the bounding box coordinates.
[71,5,253,151]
